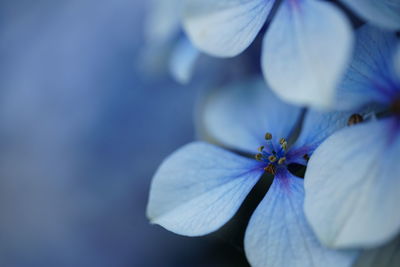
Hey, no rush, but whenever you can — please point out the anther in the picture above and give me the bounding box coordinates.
[255,153,263,161]
[264,164,276,175]
[281,141,287,150]
[278,157,286,165]
[268,155,277,163]
[347,114,364,126]
[258,146,264,152]
[279,138,286,145]
[265,132,272,140]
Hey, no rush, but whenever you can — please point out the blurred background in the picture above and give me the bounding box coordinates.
[0,1,257,266]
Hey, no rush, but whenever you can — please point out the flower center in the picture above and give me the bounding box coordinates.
[255,132,288,175]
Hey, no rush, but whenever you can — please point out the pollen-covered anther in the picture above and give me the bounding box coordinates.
[278,157,286,165]
[264,164,276,175]
[268,155,277,163]
[265,132,272,140]
[347,113,364,126]
[279,138,288,150]
[281,141,287,150]
[258,145,264,152]
[255,153,263,161]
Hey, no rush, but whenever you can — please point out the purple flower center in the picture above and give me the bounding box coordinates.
[255,133,289,175]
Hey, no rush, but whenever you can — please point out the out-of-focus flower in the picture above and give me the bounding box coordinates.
[353,235,400,267]
[181,0,354,108]
[142,0,199,84]
[339,0,400,31]
[304,25,400,249]
[147,78,360,267]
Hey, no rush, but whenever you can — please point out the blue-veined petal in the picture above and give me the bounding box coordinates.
[169,36,200,84]
[203,78,301,153]
[147,142,264,236]
[244,169,357,267]
[289,109,354,160]
[182,0,274,57]
[262,0,353,109]
[304,119,400,248]
[353,235,400,267]
[335,25,399,110]
[340,0,400,31]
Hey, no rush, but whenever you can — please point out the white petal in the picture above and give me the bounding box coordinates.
[340,0,400,31]
[203,78,301,153]
[245,170,357,267]
[169,37,200,84]
[182,0,274,57]
[305,119,400,248]
[262,0,353,108]
[147,142,264,236]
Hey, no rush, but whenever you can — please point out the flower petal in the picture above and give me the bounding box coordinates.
[182,0,274,57]
[169,36,200,84]
[203,78,301,153]
[145,0,181,44]
[394,44,400,81]
[245,169,357,267]
[335,25,399,110]
[340,0,400,31]
[304,119,400,248]
[353,235,400,267]
[262,0,353,108]
[290,109,354,155]
[147,142,264,236]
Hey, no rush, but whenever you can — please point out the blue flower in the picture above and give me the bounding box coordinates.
[142,0,199,84]
[181,0,354,108]
[147,78,359,266]
[339,0,400,31]
[304,25,400,249]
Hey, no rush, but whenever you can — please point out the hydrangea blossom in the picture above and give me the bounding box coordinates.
[339,0,400,31]
[143,0,199,84]
[181,0,354,108]
[147,78,360,266]
[304,25,400,249]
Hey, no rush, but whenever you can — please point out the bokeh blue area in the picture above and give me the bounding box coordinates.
[0,1,250,266]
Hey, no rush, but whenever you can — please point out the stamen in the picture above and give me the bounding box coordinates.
[264,164,276,175]
[347,114,364,126]
[281,141,287,150]
[303,154,310,161]
[255,132,290,175]
[278,157,286,165]
[268,155,277,163]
